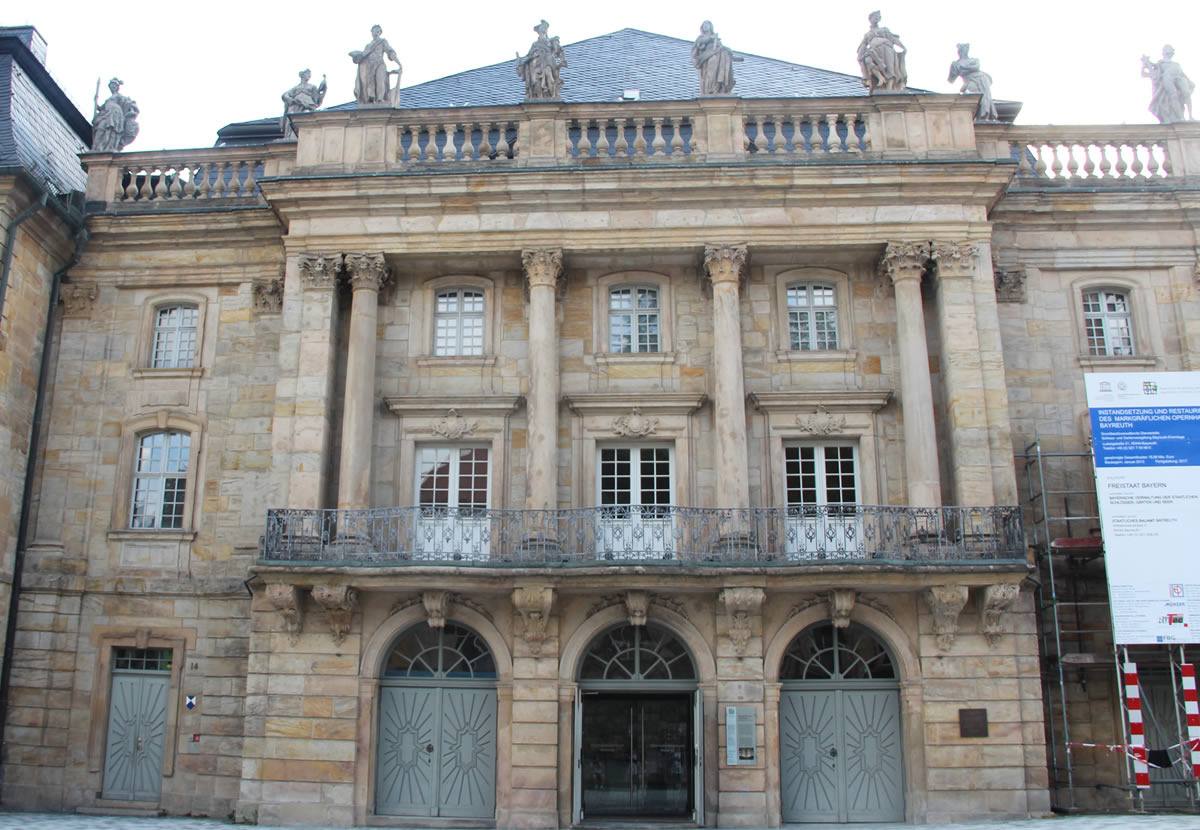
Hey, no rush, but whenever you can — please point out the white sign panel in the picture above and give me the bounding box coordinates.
[1086,372,1200,645]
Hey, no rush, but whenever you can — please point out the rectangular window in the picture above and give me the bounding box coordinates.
[609,287,660,353]
[414,446,490,560]
[130,432,190,529]
[787,283,838,351]
[151,305,199,368]
[784,444,860,559]
[1082,290,1134,356]
[434,289,485,356]
[113,647,173,672]
[597,446,674,559]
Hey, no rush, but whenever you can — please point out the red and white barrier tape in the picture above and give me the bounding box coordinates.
[1125,662,1151,789]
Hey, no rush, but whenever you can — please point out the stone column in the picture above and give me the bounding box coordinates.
[880,242,941,507]
[703,244,750,510]
[522,249,563,511]
[337,253,388,510]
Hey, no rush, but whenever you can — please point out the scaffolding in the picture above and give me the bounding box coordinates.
[1019,437,1198,813]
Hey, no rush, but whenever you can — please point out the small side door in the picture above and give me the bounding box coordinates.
[102,670,169,801]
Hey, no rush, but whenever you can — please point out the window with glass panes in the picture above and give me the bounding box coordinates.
[599,446,672,516]
[416,446,489,511]
[130,431,190,529]
[1082,290,1134,356]
[784,445,857,514]
[786,283,838,350]
[608,287,660,353]
[433,289,485,356]
[151,305,198,368]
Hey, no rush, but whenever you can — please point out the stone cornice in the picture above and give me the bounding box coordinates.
[564,393,708,417]
[749,390,891,414]
[383,395,524,418]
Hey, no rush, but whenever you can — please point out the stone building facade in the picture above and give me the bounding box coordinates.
[1,26,1198,828]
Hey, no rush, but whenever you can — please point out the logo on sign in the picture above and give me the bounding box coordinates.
[185,695,196,710]
[1171,584,1186,598]
[1144,381,1159,395]
[1098,381,1112,392]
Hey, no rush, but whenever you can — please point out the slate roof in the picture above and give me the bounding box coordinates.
[218,28,889,145]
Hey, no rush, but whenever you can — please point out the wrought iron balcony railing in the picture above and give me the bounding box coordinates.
[260,505,1025,566]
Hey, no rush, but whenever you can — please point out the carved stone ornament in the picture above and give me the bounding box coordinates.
[930,241,979,278]
[878,241,930,284]
[253,279,283,313]
[923,584,969,651]
[829,589,857,629]
[720,587,764,656]
[612,407,659,438]
[522,248,564,290]
[856,594,897,622]
[994,267,1027,303]
[343,252,389,291]
[423,590,450,629]
[703,243,748,287]
[795,405,847,435]
[311,584,359,645]
[298,253,343,290]
[512,584,555,655]
[59,282,99,317]
[516,19,566,101]
[787,595,823,620]
[432,408,478,440]
[587,594,625,617]
[978,583,1021,646]
[265,583,304,643]
[651,595,689,620]
[624,591,650,626]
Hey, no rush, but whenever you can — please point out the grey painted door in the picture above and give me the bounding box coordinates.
[781,689,903,823]
[101,672,169,801]
[377,686,496,818]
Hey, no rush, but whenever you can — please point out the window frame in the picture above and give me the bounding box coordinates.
[784,281,840,352]
[783,442,860,511]
[109,412,203,537]
[411,275,499,366]
[150,304,200,368]
[596,443,676,511]
[130,430,192,530]
[414,443,492,511]
[133,292,209,378]
[1081,287,1134,357]
[592,272,675,363]
[432,287,486,357]
[1069,275,1162,368]
[606,285,663,355]
[770,267,855,362]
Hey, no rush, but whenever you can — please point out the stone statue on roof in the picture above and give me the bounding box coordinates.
[692,21,740,96]
[516,20,566,101]
[948,44,997,122]
[857,10,907,94]
[350,24,401,106]
[91,77,139,153]
[1142,46,1194,123]
[281,69,327,139]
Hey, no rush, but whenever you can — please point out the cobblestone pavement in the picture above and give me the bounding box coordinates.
[3,814,1200,830]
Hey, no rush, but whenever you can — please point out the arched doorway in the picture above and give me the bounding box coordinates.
[779,622,903,823]
[375,622,497,819]
[575,623,700,822]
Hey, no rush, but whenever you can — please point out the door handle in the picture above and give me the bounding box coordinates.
[426,743,434,753]
[828,747,837,758]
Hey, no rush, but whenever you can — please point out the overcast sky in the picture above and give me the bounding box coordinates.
[17,0,1200,151]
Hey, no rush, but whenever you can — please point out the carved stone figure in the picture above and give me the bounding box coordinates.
[691,20,739,96]
[350,24,401,106]
[1142,46,1195,123]
[281,69,327,139]
[857,11,907,94]
[948,43,997,122]
[91,77,139,152]
[516,20,566,101]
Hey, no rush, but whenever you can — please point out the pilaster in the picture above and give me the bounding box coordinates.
[522,248,563,511]
[510,582,559,829]
[716,586,766,827]
[704,244,750,510]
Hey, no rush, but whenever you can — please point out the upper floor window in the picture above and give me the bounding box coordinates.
[130,431,191,529]
[416,446,490,510]
[151,305,198,368]
[784,444,858,511]
[786,283,838,351]
[608,287,660,353]
[433,289,484,356]
[1082,289,1134,356]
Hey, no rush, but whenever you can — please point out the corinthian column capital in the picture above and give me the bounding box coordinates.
[522,248,564,290]
[343,252,389,291]
[930,241,980,278]
[703,243,748,286]
[879,241,931,285]
[298,252,344,290]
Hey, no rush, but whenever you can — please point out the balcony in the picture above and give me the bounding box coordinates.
[260,504,1025,567]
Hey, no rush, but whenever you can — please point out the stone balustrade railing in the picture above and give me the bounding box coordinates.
[261,504,1025,566]
[742,108,871,156]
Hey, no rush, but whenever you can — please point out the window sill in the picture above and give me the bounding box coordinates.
[107,529,196,543]
[415,355,497,369]
[1077,355,1158,370]
[593,352,676,367]
[775,349,857,363]
[131,367,204,380]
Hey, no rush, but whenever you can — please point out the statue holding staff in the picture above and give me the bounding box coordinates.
[91,77,139,152]
[350,24,401,106]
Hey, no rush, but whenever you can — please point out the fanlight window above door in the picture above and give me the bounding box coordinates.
[383,622,496,679]
[780,622,895,681]
[579,623,696,681]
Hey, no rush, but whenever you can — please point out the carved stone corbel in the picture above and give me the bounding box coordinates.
[829,589,857,629]
[513,584,555,655]
[720,587,764,656]
[297,252,343,290]
[979,583,1021,646]
[423,590,450,629]
[59,282,99,317]
[265,583,304,643]
[994,266,1027,303]
[923,584,969,651]
[624,591,650,626]
[311,584,359,645]
[930,241,979,278]
[253,279,283,313]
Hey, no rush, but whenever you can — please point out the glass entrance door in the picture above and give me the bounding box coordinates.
[580,694,693,819]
